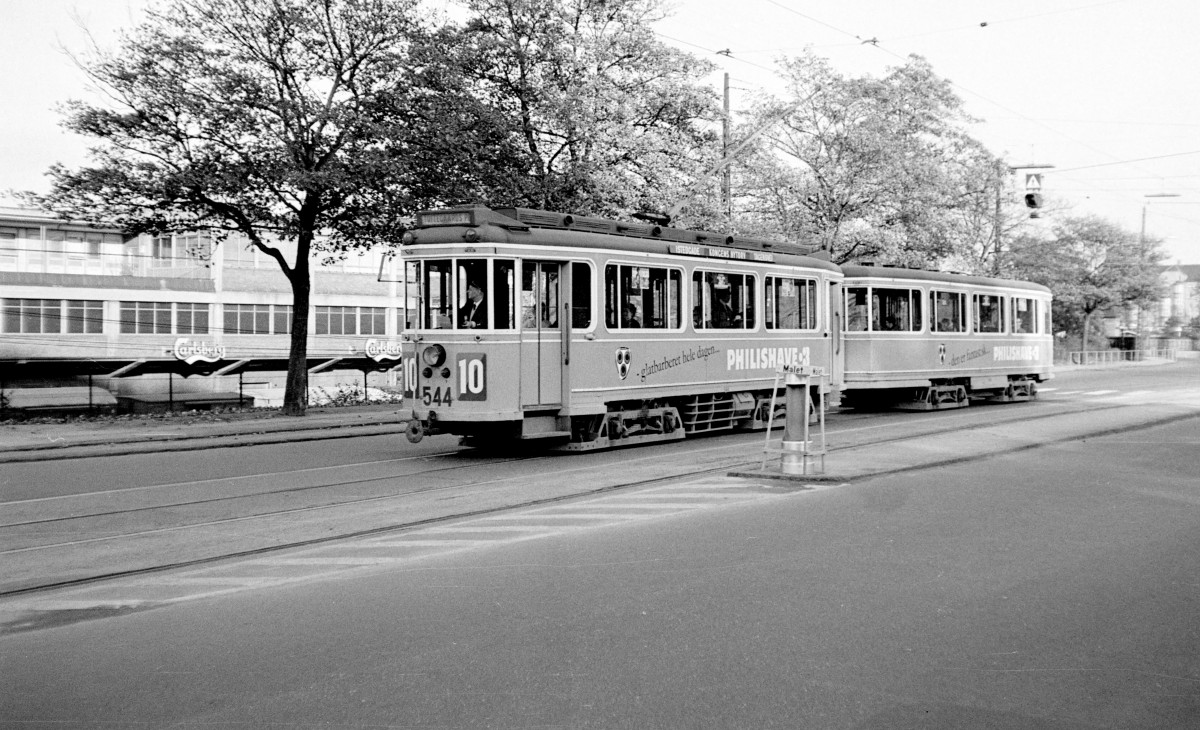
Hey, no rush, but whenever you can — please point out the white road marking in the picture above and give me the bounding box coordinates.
[0,478,791,616]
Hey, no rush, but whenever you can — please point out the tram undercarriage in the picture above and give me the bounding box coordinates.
[844,375,1041,412]
[557,388,809,451]
[428,387,818,452]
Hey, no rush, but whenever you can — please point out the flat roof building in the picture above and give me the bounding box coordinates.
[0,206,410,412]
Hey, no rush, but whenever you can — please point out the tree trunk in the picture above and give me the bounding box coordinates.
[281,227,314,417]
[1081,311,1091,354]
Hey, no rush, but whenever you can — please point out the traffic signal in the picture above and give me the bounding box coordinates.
[1024,192,1043,209]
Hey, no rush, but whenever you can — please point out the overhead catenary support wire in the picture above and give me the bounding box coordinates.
[1052,150,1200,174]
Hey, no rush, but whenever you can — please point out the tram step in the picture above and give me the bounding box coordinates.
[518,430,571,440]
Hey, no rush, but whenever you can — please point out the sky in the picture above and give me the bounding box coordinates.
[2,0,1198,264]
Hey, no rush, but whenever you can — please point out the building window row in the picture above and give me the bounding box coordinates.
[2,299,396,337]
[314,305,386,335]
[2,299,104,334]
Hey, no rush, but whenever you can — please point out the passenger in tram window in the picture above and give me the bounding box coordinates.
[622,301,641,327]
[460,280,487,329]
[713,290,739,328]
[938,317,952,332]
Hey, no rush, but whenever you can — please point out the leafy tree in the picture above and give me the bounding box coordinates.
[1186,315,1200,341]
[29,0,516,416]
[1006,215,1165,351]
[730,53,1004,266]
[457,0,720,218]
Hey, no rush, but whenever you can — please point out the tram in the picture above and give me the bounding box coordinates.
[840,265,1054,409]
[391,205,1055,449]
[392,206,844,450]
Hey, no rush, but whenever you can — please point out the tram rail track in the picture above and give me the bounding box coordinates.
[2,397,1099,534]
[1,396,1186,598]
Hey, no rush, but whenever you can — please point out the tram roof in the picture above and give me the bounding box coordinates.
[406,206,841,273]
[840,264,1051,294]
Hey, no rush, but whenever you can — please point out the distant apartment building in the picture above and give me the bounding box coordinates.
[1158,263,1200,334]
[0,206,409,412]
[1103,262,1200,351]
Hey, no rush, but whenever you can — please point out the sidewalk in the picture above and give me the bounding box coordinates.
[0,404,412,462]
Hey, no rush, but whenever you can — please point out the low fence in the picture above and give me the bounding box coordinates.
[1065,349,1179,366]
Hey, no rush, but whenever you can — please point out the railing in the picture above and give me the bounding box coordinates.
[0,248,210,279]
[1066,349,1179,366]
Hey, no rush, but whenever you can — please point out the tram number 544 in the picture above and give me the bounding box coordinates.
[455,353,487,402]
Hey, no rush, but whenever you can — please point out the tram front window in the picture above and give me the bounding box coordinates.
[422,260,454,329]
[414,258,514,330]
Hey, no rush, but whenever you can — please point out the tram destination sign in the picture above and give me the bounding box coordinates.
[669,243,775,263]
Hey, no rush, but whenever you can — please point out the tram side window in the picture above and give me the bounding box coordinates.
[492,260,515,329]
[1013,296,1036,334]
[930,290,965,333]
[693,271,755,330]
[845,287,869,331]
[605,264,681,330]
[571,261,592,328]
[521,263,558,328]
[872,288,922,331]
[766,276,816,330]
[973,293,1005,333]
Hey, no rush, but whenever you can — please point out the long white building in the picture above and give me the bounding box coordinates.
[0,206,409,412]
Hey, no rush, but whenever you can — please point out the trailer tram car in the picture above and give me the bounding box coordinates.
[394,206,844,450]
[839,265,1053,410]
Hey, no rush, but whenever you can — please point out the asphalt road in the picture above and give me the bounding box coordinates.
[3,406,1199,727]
[5,363,1199,597]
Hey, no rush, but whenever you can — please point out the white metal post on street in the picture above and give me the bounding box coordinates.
[761,365,827,475]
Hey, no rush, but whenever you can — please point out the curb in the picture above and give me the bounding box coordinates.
[0,420,410,463]
[730,408,1200,486]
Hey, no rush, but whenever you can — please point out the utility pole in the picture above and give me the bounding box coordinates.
[722,73,732,225]
[993,162,1004,276]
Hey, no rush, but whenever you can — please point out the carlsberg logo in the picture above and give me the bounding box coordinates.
[173,338,226,364]
[365,339,403,361]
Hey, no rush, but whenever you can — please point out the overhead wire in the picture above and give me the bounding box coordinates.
[716,1,1199,221]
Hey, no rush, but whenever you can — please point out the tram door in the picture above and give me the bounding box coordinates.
[520,261,563,406]
[829,280,845,386]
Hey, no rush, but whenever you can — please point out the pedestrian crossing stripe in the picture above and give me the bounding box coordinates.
[0,479,776,619]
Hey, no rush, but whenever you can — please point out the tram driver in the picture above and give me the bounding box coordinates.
[460,280,487,329]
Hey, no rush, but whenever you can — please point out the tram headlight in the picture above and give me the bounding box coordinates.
[421,344,446,367]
